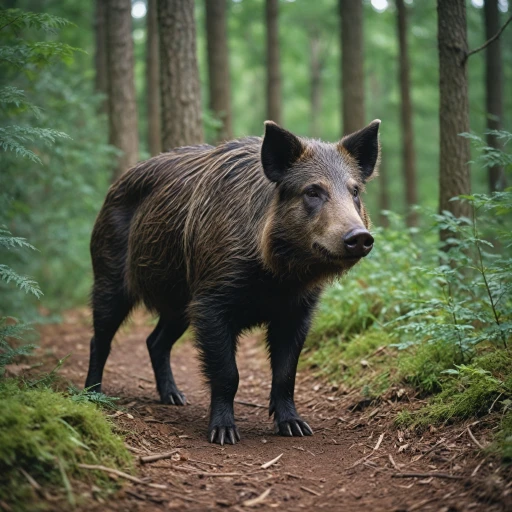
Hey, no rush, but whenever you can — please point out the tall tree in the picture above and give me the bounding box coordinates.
[146,0,161,156]
[106,0,139,178]
[205,0,233,143]
[158,0,203,149]
[396,0,418,226]
[339,0,365,135]
[94,0,108,112]
[484,0,505,192]
[265,0,282,124]
[309,30,323,138]
[437,0,471,240]
[378,152,390,228]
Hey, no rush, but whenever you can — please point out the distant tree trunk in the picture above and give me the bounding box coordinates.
[437,0,471,242]
[396,0,418,227]
[146,0,161,156]
[310,32,322,138]
[94,0,108,112]
[339,0,365,135]
[106,0,139,178]
[265,0,282,124]
[378,153,390,228]
[484,0,505,191]
[158,0,204,149]
[205,0,233,144]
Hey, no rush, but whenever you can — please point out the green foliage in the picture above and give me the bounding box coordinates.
[395,351,512,430]
[0,379,132,509]
[67,385,121,411]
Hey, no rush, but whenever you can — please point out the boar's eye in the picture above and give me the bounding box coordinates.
[303,185,326,211]
[353,187,359,198]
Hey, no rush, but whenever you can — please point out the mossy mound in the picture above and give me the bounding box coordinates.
[0,379,132,509]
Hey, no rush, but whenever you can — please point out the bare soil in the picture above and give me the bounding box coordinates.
[33,309,511,511]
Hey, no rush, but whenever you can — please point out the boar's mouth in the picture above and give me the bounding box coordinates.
[312,242,360,262]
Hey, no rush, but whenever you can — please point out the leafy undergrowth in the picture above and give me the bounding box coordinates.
[0,377,132,510]
[305,170,512,460]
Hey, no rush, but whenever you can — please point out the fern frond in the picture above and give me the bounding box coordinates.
[0,264,43,297]
[0,86,42,117]
[0,320,33,341]
[0,9,72,34]
[0,42,80,69]
[0,228,38,251]
[0,125,70,163]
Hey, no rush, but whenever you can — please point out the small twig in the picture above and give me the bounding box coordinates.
[392,472,462,480]
[488,392,503,414]
[77,464,167,489]
[261,453,283,470]
[350,433,385,468]
[140,449,180,464]
[465,14,512,62]
[413,437,445,462]
[300,485,321,496]
[196,471,242,477]
[243,488,271,507]
[19,468,42,492]
[467,427,485,450]
[234,399,267,409]
[388,454,399,470]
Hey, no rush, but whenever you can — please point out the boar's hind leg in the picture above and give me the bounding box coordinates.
[192,304,240,445]
[267,298,318,437]
[146,315,188,405]
[85,288,133,393]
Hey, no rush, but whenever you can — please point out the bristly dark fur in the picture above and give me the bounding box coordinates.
[85,121,380,445]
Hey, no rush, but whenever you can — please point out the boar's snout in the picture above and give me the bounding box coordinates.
[343,228,374,258]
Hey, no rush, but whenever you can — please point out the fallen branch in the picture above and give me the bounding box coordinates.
[392,472,463,481]
[77,464,167,489]
[140,449,180,464]
[261,453,283,470]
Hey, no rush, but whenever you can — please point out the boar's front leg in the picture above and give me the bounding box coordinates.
[192,300,240,445]
[268,297,318,437]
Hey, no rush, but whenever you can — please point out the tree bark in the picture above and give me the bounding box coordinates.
[265,0,282,124]
[378,152,390,228]
[339,0,365,135]
[106,0,139,178]
[205,0,233,144]
[437,0,471,241]
[484,0,505,191]
[146,0,162,156]
[310,32,322,138]
[94,0,108,112]
[396,0,418,226]
[158,0,204,149]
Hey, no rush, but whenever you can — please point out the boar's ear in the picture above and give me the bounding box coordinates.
[339,119,381,182]
[261,121,305,183]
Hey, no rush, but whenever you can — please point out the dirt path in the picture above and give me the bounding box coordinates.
[37,310,510,511]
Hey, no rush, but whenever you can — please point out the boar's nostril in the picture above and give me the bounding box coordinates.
[343,228,374,257]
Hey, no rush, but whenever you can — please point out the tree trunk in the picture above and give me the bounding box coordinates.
[106,0,139,178]
[378,152,390,228]
[339,0,365,135]
[265,0,282,124]
[396,0,418,226]
[310,32,322,138]
[437,0,471,241]
[484,0,505,191]
[205,0,233,144]
[94,0,108,112]
[158,0,204,149]
[146,0,161,156]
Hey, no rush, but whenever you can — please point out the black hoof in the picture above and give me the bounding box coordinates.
[161,388,186,406]
[208,425,241,445]
[275,418,313,437]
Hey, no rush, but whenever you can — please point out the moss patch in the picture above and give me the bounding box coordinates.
[0,379,132,509]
